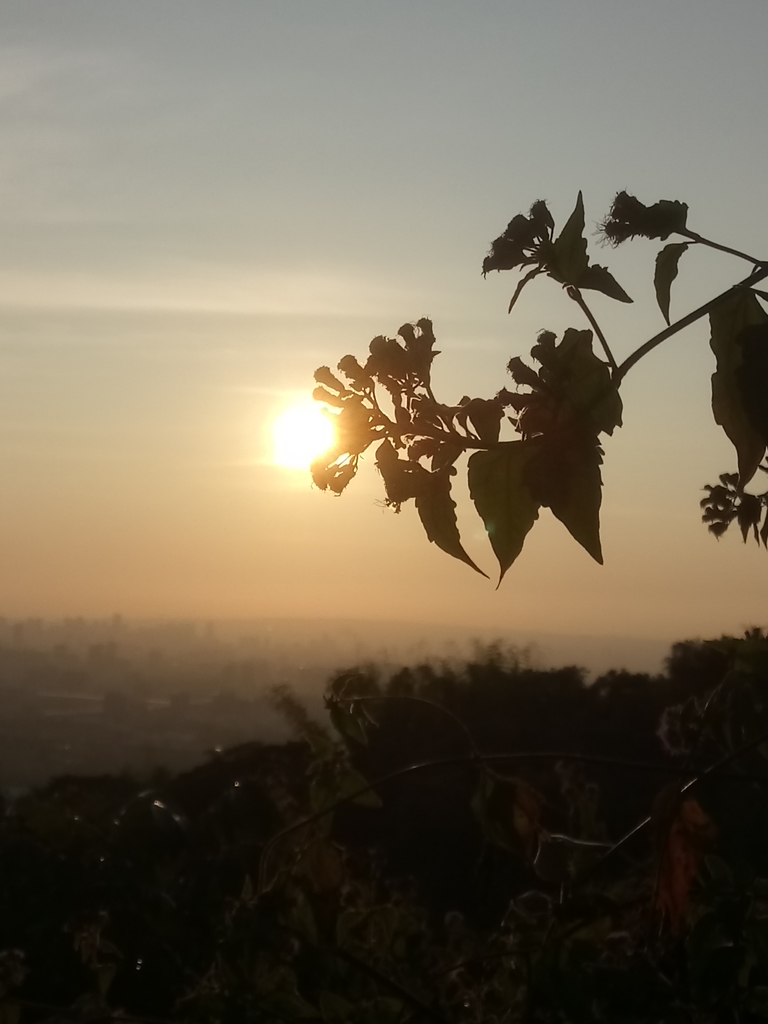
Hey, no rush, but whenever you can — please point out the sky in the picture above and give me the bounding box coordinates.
[1,0,767,653]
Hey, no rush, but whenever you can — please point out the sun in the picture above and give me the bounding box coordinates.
[272,402,337,470]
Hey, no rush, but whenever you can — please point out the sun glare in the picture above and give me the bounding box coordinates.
[272,403,336,470]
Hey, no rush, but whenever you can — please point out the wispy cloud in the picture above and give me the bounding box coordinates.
[0,264,423,318]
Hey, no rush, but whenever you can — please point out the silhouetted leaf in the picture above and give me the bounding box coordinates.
[471,773,542,856]
[328,701,368,746]
[654,243,689,325]
[577,264,633,303]
[551,192,589,284]
[415,471,487,576]
[468,443,540,583]
[376,440,427,508]
[465,397,504,443]
[508,266,542,312]
[735,324,768,446]
[507,355,543,391]
[710,290,768,485]
[527,439,604,563]
[314,366,349,395]
[653,791,714,935]
[431,442,463,473]
[737,492,763,544]
[556,329,623,435]
[313,386,345,408]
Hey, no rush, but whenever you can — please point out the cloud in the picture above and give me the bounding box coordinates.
[0,262,423,318]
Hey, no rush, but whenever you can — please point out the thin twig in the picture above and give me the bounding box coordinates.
[615,265,768,382]
[680,230,763,267]
[567,287,618,370]
[257,748,768,894]
[582,724,768,878]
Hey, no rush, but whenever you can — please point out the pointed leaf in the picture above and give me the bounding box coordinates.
[735,324,768,446]
[653,793,714,935]
[710,290,768,485]
[471,773,542,857]
[328,701,367,746]
[415,471,488,576]
[527,439,604,563]
[508,266,542,312]
[468,442,540,584]
[551,192,589,285]
[654,242,689,324]
[577,263,633,303]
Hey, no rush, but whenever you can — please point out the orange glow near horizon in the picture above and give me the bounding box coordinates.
[272,403,337,470]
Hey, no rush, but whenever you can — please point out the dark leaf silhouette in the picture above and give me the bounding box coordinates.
[577,263,633,303]
[735,323,768,446]
[654,242,689,324]
[526,438,604,563]
[415,470,488,577]
[550,191,589,285]
[710,290,768,486]
[468,442,540,583]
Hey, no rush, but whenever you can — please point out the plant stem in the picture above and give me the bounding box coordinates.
[582,724,768,878]
[680,229,763,267]
[257,749,765,894]
[567,287,617,370]
[615,264,768,383]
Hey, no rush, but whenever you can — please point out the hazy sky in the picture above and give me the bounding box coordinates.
[1,0,767,645]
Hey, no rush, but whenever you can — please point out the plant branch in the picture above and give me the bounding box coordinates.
[567,287,617,370]
[257,748,767,894]
[680,229,763,267]
[615,264,768,383]
[582,724,768,878]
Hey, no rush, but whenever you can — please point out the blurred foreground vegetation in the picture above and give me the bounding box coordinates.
[3,632,768,1024]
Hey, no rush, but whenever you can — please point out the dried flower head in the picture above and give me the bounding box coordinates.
[600,192,688,246]
[482,200,554,275]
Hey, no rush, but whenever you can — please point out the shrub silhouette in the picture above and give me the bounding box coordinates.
[4,634,768,1022]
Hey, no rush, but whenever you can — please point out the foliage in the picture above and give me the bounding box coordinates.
[310,193,768,579]
[4,634,768,1023]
